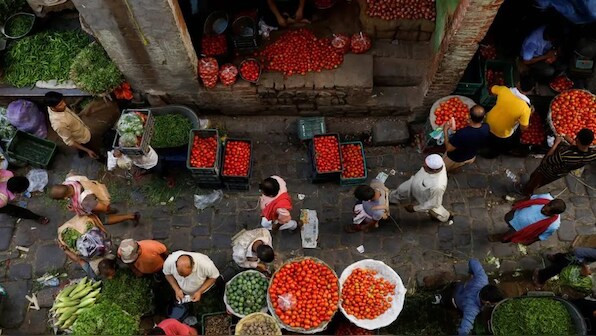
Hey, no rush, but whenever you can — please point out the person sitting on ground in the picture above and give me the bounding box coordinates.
[45,91,98,159]
[118,239,168,277]
[389,154,452,223]
[434,259,503,336]
[443,105,489,172]
[533,247,595,288]
[489,193,565,245]
[110,147,176,187]
[482,76,535,158]
[262,0,312,28]
[147,318,198,336]
[49,173,140,225]
[259,176,299,231]
[163,251,220,303]
[220,228,274,282]
[62,250,117,280]
[522,128,596,196]
[0,169,49,224]
[521,24,565,81]
[347,180,388,233]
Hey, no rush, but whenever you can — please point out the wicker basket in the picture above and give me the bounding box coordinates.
[266,257,339,334]
[547,89,595,146]
[224,270,269,318]
[235,312,282,335]
[428,95,477,130]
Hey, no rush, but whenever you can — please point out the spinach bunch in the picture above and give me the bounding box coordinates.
[99,270,152,317]
[3,31,89,87]
[72,301,138,336]
[70,42,123,95]
[151,114,193,148]
[492,298,576,335]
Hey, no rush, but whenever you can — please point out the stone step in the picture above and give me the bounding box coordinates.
[373,57,429,86]
[368,85,426,110]
[369,39,433,60]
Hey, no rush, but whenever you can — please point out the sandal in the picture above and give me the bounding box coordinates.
[38,217,50,225]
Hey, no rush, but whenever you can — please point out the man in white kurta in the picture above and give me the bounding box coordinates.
[389,154,452,222]
[163,251,220,303]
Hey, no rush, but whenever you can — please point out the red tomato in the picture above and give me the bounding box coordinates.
[313,136,341,173]
[341,268,396,320]
[201,34,227,56]
[365,0,436,21]
[340,144,365,179]
[521,113,546,145]
[239,60,260,82]
[189,135,218,168]
[222,141,251,176]
[434,97,469,131]
[551,90,596,144]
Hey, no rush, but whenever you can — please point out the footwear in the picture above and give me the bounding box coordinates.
[133,212,141,226]
[38,217,50,225]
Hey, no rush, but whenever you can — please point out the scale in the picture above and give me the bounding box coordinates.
[570,37,596,76]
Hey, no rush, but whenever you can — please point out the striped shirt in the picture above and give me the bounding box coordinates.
[538,145,596,179]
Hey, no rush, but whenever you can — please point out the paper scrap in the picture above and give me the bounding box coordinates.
[356,245,365,253]
[300,209,319,249]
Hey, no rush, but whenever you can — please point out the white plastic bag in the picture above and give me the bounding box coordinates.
[26,169,48,192]
[107,150,117,171]
[117,155,133,170]
[194,190,223,210]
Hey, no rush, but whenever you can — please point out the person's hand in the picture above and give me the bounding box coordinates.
[295,8,304,21]
[443,121,451,131]
[256,263,268,272]
[404,204,415,213]
[545,57,556,64]
[277,15,287,27]
[87,150,99,159]
[175,288,184,302]
[545,50,557,58]
[191,291,202,303]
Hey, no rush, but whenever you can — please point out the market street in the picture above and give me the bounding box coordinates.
[1,138,594,333]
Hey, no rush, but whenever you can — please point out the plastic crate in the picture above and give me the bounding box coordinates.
[223,182,250,191]
[453,55,483,97]
[187,129,221,176]
[221,139,252,184]
[309,133,343,183]
[479,60,515,107]
[112,109,155,156]
[339,141,368,186]
[7,130,56,168]
[297,117,326,140]
[201,312,231,335]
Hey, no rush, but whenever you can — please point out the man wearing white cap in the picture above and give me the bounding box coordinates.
[118,239,168,277]
[389,154,452,222]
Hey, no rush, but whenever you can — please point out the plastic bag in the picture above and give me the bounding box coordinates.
[193,190,223,210]
[76,228,112,258]
[107,151,117,171]
[560,265,593,292]
[0,107,16,142]
[331,34,350,54]
[117,155,133,170]
[26,169,48,192]
[198,57,219,88]
[350,32,372,54]
[219,64,238,86]
[7,100,47,138]
[277,293,297,311]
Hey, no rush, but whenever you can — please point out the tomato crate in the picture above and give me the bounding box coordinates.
[187,129,221,176]
[7,130,57,168]
[112,109,155,156]
[221,138,252,184]
[309,133,343,183]
[479,60,515,108]
[453,55,483,97]
[339,141,368,186]
[223,182,250,191]
[297,117,326,140]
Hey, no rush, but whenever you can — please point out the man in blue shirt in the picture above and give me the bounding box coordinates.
[434,259,503,335]
[521,24,565,81]
[533,247,596,287]
[443,105,489,172]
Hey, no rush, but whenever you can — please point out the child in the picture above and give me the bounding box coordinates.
[110,146,175,187]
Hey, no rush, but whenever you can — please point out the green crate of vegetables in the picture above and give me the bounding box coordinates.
[7,130,56,168]
[112,109,155,156]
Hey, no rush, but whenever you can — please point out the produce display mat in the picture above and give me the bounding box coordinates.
[300,209,319,249]
[429,95,476,130]
[339,259,407,330]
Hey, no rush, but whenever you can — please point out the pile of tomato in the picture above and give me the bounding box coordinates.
[198,57,219,88]
[331,34,351,54]
[434,97,469,131]
[269,258,339,330]
[485,69,505,89]
[313,135,341,173]
[350,33,372,54]
[201,35,227,56]
[189,134,218,168]
[365,0,436,21]
[222,140,251,176]
[550,75,574,92]
[219,63,238,86]
[240,59,260,82]
[479,44,497,60]
[340,143,365,179]
[550,89,596,144]
[341,268,395,320]
[260,29,344,76]
[521,113,545,145]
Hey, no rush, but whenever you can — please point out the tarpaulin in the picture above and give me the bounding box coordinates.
[536,0,596,24]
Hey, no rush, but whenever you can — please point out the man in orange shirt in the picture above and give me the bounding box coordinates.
[118,239,168,276]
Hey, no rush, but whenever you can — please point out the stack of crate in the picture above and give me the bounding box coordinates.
[186,129,222,189]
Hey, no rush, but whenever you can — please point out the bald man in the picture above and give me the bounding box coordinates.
[443,105,489,172]
[163,251,220,303]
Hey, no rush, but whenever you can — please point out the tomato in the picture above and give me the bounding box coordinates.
[201,34,227,56]
[219,64,238,86]
[365,0,436,21]
[198,57,219,88]
[222,141,251,176]
[313,136,341,173]
[350,33,372,54]
[189,135,218,168]
[550,75,574,92]
[520,113,546,145]
[485,69,505,89]
[434,97,469,131]
[331,34,350,54]
[341,268,396,320]
[240,60,260,82]
[340,143,365,179]
[551,90,596,145]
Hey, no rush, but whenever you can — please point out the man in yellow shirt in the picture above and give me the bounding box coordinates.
[45,91,98,159]
[482,77,535,158]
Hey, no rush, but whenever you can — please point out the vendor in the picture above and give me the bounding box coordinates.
[117,238,169,277]
[259,176,299,231]
[521,24,565,81]
[261,0,312,28]
[110,147,175,187]
[220,228,274,282]
[533,248,595,288]
[163,251,220,303]
[0,169,49,224]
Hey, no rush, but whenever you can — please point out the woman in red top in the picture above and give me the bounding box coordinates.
[148,319,198,336]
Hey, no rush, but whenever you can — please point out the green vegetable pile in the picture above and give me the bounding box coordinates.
[0,0,25,24]
[560,265,593,293]
[3,31,89,87]
[61,228,82,250]
[99,270,152,317]
[70,42,123,95]
[4,14,33,37]
[225,271,269,316]
[72,301,138,336]
[0,107,16,142]
[492,298,576,335]
[51,277,101,331]
[150,114,193,148]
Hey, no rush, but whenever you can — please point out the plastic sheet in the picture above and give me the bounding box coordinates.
[536,0,596,24]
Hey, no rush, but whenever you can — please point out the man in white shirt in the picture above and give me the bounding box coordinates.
[163,251,220,303]
[389,154,452,223]
[220,228,274,282]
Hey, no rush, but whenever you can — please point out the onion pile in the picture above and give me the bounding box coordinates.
[350,32,372,54]
[260,29,344,76]
[199,57,219,88]
[366,0,436,21]
[219,63,238,86]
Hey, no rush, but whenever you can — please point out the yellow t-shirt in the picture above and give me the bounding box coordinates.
[486,86,531,138]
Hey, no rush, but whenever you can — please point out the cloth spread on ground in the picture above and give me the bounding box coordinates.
[521,25,553,61]
[447,124,490,162]
[486,86,531,138]
[47,106,91,146]
[538,145,596,180]
[162,251,220,295]
[505,196,559,244]
[232,228,273,269]
[0,169,15,208]
[454,259,488,335]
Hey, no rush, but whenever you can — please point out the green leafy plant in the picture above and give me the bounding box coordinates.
[492,298,576,336]
[560,265,593,293]
[0,0,25,24]
[70,42,123,95]
[72,301,138,336]
[98,270,152,317]
[3,31,89,87]
[151,114,193,148]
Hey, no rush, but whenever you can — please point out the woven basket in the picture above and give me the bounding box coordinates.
[235,312,281,335]
[428,95,477,130]
[547,89,595,144]
[224,270,269,318]
[266,257,339,334]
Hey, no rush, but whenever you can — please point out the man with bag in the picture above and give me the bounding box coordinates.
[0,169,49,224]
[488,193,565,245]
[259,176,299,231]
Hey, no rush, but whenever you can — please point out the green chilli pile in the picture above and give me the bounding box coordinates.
[50,277,101,331]
[225,271,269,316]
[150,114,193,148]
[4,14,33,37]
[492,298,576,336]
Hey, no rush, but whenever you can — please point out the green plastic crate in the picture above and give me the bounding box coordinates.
[339,141,368,186]
[479,60,515,107]
[453,56,483,97]
[297,117,326,140]
[7,130,56,168]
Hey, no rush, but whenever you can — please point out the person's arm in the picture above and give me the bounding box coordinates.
[129,263,143,277]
[232,245,258,269]
[522,46,556,65]
[93,202,109,213]
[191,277,217,302]
[266,0,286,27]
[413,187,446,212]
[165,274,184,301]
[458,306,481,336]
[443,123,457,152]
[519,108,531,132]
[468,258,488,282]
[295,0,306,20]
[70,141,98,159]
